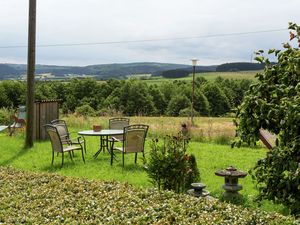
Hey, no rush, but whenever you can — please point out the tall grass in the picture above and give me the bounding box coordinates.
[63,115,235,144]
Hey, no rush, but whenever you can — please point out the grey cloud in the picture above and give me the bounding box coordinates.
[0,0,299,65]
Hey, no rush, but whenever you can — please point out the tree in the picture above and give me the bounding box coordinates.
[215,77,252,108]
[118,79,156,115]
[35,82,58,100]
[202,83,230,116]
[167,95,191,116]
[234,23,300,215]
[0,81,25,108]
[193,89,210,116]
[149,85,167,115]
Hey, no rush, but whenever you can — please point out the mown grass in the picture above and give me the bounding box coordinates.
[0,120,289,215]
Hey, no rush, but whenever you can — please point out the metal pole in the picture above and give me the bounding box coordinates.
[25,0,36,148]
[191,65,195,125]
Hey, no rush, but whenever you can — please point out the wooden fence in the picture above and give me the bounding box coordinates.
[34,100,60,140]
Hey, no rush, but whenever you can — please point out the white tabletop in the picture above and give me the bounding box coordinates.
[78,129,123,136]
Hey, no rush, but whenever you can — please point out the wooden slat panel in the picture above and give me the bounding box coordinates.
[41,102,46,140]
[34,100,60,140]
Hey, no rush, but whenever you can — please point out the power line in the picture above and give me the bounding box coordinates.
[0,28,287,49]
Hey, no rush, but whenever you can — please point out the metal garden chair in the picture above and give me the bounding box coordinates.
[110,124,149,166]
[50,119,86,153]
[45,124,85,167]
[108,117,130,148]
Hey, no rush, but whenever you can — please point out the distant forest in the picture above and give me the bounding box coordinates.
[216,62,267,72]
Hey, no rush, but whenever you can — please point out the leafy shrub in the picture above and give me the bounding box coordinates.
[75,104,95,117]
[178,107,199,117]
[167,95,191,116]
[97,107,123,117]
[0,107,14,125]
[145,134,200,193]
[234,23,300,215]
[0,167,297,224]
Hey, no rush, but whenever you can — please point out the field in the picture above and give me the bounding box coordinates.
[143,71,258,85]
[0,115,289,215]
[64,115,236,143]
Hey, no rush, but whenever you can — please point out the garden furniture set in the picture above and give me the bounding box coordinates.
[45,117,149,167]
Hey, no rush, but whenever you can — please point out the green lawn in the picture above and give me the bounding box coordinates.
[0,131,288,215]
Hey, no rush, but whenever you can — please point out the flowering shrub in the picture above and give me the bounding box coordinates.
[0,167,297,224]
[145,134,200,193]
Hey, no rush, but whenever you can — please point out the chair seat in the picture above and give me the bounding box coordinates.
[108,137,124,142]
[63,145,83,152]
[114,147,124,152]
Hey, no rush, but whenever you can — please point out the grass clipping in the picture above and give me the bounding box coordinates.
[0,167,297,224]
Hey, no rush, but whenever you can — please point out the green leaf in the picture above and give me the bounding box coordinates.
[254,56,264,63]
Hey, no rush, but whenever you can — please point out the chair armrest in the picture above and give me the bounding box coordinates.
[111,136,123,144]
[69,136,84,144]
[60,134,68,138]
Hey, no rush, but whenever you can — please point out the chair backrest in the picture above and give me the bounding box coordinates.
[109,118,130,139]
[44,124,63,153]
[123,124,149,153]
[109,117,130,130]
[50,119,70,143]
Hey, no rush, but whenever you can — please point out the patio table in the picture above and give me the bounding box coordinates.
[78,129,123,158]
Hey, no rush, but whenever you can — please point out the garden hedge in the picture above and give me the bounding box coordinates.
[0,167,297,224]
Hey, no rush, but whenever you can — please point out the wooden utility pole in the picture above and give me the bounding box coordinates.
[191,65,195,125]
[25,0,36,148]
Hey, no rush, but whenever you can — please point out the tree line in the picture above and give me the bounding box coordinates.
[0,77,252,117]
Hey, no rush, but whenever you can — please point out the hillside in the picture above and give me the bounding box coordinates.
[0,62,218,80]
[0,62,267,80]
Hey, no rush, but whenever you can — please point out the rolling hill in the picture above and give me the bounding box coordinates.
[0,62,217,80]
[0,62,266,80]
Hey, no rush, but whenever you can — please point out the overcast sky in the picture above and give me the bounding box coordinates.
[0,0,299,66]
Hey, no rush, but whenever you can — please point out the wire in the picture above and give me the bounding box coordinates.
[0,28,287,49]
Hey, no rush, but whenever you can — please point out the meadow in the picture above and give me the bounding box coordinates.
[0,115,289,215]
[143,70,258,85]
